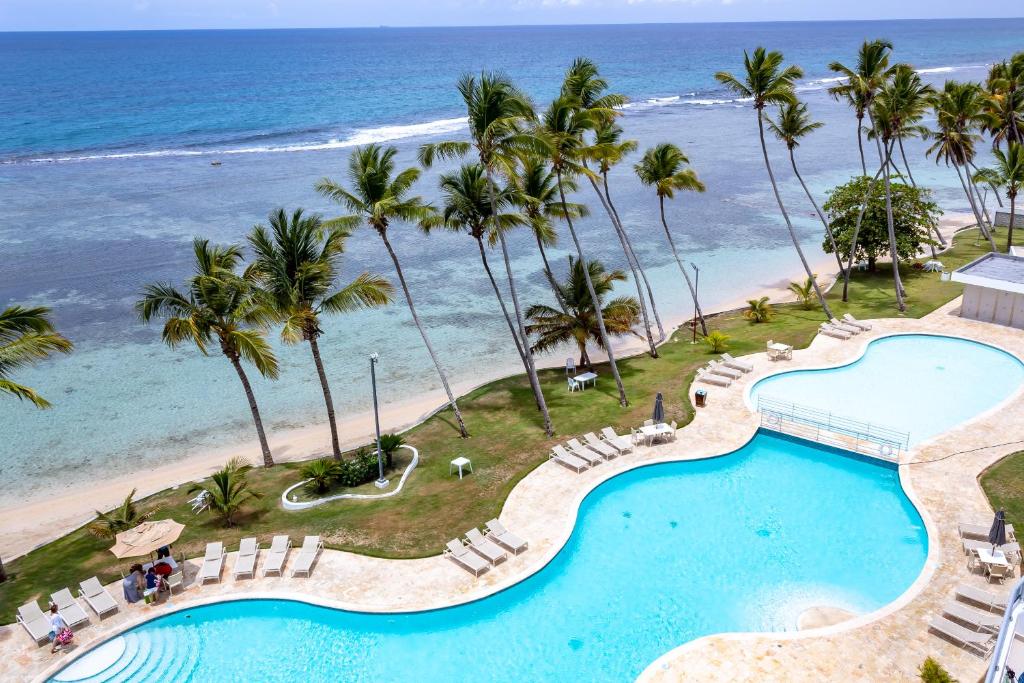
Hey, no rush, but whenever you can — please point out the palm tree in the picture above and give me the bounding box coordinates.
[87,489,153,539]
[976,142,1024,251]
[535,94,629,407]
[744,296,774,323]
[984,56,1024,148]
[316,144,469,438]
[0,305,73,408]
[526,257,639,370]
[137,238,279,467]
[788,275,817,310]
[716,47,834,320]
[634,143,709,335]
[419,72,554,435]
[765,101,845,275]
[828,39,897,176]
[246,208,393,460]
[187,457,261,527]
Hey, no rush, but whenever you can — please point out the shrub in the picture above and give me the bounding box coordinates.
[378,434,405,469]
[918,657,956,683]
[744,296,773,323]
[301,458,342,495]
[703,330,730,354]
[788,276,817,310]
[335,447,380,487]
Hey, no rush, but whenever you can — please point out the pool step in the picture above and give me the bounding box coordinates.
[53,623,204,683]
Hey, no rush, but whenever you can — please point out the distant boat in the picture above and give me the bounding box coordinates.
[210,160,222,166]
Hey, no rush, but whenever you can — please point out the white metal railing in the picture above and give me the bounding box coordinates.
[757,395,910,462]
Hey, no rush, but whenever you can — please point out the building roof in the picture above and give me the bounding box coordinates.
[952,252,1024,294]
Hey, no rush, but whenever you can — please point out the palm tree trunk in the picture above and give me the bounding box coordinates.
[1009,194,1017,253]
[379,232,469,438]
[755,111,833,319]
[307,335,343,460]
[534,231,569,314]
[475,236,527,362]
[789,148,845,276]
[0,555,5,582]
[954,162,997,251]
[555,167,628,408]
[969,159,1005,208]
[969,173,994,227]
[841,160,887,301]
[880,138,907,312]
[226,353,273,467]
[897,136,917,188]
[587,175,657,357]
[657,196,708,335]
[856,115,867,176]
[602,172,665,342]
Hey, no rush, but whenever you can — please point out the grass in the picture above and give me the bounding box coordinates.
[0,228,1006,621]
[981,454,1024,529]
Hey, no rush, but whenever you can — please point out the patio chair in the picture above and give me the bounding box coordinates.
[928,615,995,657]
[707,361,742,380]
[78,577,118,618]
[197,541,226,584]
[955,584,1008,611]
[464,528,508,566]
[697,370,731,387]
[643,419,654,427]
[720,353,753,373]
[291,536,324,577]
[942,601,1002,633]
[566,440,605,465]
[263,535,291,576]
[444,539,489,577]
[830,317,862,334]
[550,448,588,473]
[565,358,576,377]
[189,490,210,514]
[600,427,633,454]
[567,377,581,392]
[484,519,528,555]
[988,563,1014,584]
[50,588,89,629]
[16,602,51,645]
[669,420,678,441]
[584,432,618,459]
[630,427,642,446]
[842,313,872,330]
[166,570,184,594]
[766,339,778,360]
[232,537,260,579]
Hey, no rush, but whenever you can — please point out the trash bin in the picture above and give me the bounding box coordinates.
[695,389,707,408]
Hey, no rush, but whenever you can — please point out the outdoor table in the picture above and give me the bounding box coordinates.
[768,343,792,361]
[449,456,473,479]
[573,372,598,390]
[639,423,673,446]
[976,547,1010,575]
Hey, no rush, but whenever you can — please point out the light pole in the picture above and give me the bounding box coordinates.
[370,353,388,489]
[690,262,700,344]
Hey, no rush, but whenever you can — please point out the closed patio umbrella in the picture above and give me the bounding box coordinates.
[989,509,1007,549]
[110,520,185,560]
[652,393,665,423]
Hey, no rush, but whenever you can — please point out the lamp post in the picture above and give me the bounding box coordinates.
[690,262,700,344]
[370,353,388,489]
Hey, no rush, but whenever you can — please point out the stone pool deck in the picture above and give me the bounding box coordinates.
[2,297,1022,682]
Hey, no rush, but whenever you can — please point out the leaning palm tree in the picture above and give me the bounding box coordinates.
[716,47,834,320]
[247,208,394,460]
[975,142,1024,251]
[187,457,261,527]
[137,238,280,467]
[634,143,709,335]
[828,39,897,176]
[419,72,553,435]
[526,257,639,370]
[0,305,73,408]
[535,94,629,407]
[316,144,469,438]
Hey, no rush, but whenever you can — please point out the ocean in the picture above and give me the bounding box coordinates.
[1,19,1021,499]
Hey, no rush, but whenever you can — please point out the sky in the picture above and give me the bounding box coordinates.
[0,0,1017,32]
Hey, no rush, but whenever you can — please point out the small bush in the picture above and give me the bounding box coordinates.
[918,657,956,683]
[744,296,773,323]
[301,458,342,495]
[702,330,730,354]
[378,434,405,470]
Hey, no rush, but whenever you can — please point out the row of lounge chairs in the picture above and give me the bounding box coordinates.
[929,584,1010,657]
[445,520,528,576]
[819,314,872,341]
[17,578,120,645]
[698,353,753,388]
[550,429,633,473]
[199,535,323,582]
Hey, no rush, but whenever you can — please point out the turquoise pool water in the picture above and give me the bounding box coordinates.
[54,432,926,682]
[750,334,1024,446]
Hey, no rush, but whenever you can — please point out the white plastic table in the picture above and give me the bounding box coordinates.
[767,343,793,361]
[449,456,473,479]
[639,423,673,445]
[977,547,1009,567]
[573,372,598,389]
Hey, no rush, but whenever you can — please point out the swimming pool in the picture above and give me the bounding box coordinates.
[53,432,926,682]
[749,334,1024,446]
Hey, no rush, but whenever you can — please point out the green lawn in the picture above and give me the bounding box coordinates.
[0,228,1006,621]
[981,454,1024,529]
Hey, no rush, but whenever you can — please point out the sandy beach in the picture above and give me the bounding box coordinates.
[0,212,974,560]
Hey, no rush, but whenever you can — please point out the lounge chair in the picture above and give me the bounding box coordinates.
[79,577,118,618]
[197,541,226,583]
[720,353,753,373]
[956,584,1008,612]
[928,615,995,657]
[16,602,51,645]
[232,537,259,579]
[189,490,210,514]
[943,601,1003,633]
[706,361,742,380]
[843,313,872,330]
[291,536,324,577]
[484,519,528,555]
[550,448,588,473]
[584,433,618,459]
[444,539,489,577]
[263,535,291,576]
[600,427,633,454]
[50,588,89,629]
[565,440,604,465]
[961,539,1021,560]
[819,323,852,340]
[166,570,184,594]
[960,521,1016,541]
[464,528,508,566]
[989,563,1014,584]
[830,317,862,334]
[697,370,731,387]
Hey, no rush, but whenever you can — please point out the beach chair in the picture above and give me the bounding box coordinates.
[830,317,862,334]
[565,440,604,465]
[583,433,618,459]
[291,536,324,577]
[50,588,89,629]
[263,535,291,576]
[843,313,872,331]
[720,353,753,373]
[550,448,588,473]
[928,615,995,657]
[707,361,742,380]
[16,602,51,645]
[232,537,259,579]
[484,519,528,555]
[955,584,1008,612]
[942,601,1003,633]
[79,577,119,618]
[197,541,226,584]
[464,528,507,566]
[444,539,489,577]
[959,521,1016,541]
[600,427,633,454]
[697,370,731,387]
[166,570,184,594]
[818,323,851,340]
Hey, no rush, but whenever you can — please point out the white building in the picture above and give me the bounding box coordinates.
[952,252,1024,329]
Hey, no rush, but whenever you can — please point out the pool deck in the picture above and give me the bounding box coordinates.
[4,297,1023,682]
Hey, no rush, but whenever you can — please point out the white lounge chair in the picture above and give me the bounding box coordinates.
[484,519,528,555]
[960,521,1016,541]
[563,441,603,466]
[943,601,1002,633]
[550,448,588,473]
[818,323,851,340]
[444,539,489,577]
[706,361,742,380]
[197,541,226,583]
[600,427,633,454]
[583,433,618,459]
[17,602,52,645]
[956,584,1008,611]
[50,588,89,629]
[232,537,259,579]
[720,353,753,373]
[928,615,995,657]
[291,536,324,577]
[843,313,872,330]
[830,317,861,334]
[697,370,731,387]
[79,577,118,618]
[263,535,291,576]
[464,528,507,566]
